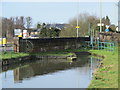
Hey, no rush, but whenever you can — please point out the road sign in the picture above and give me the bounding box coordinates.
[97,23,104,26]
[76,26,80,28]
[14,29,22,36]
[23,30,27,38]
[106,25,109,29]
[105,29,109,32]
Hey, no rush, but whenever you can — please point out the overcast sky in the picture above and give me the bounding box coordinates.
[1,0,118,27]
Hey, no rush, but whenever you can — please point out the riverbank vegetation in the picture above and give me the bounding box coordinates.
[1,52,29,60]
[1,48,89,60]
[88,48,118,88]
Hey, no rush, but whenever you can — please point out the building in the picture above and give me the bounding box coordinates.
[30,29,41,38]
[45,24,67,30]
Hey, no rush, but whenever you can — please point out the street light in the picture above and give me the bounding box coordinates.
[100,0,102,32]
[76,0,79,37]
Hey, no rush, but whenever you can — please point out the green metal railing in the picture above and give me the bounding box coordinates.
[85,41,116,52]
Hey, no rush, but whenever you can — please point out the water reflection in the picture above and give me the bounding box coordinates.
[13,55,100,83]
[2,55,101,88]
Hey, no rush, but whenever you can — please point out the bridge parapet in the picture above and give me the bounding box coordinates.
[19,37,90,53]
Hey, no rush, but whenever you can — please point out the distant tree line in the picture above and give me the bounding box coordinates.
[0,13,117,40]
[0,16,32,40]
[0,16,60,39]
[59,13,116,37]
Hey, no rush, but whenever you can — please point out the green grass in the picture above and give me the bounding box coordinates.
[0,52,29,60]
[88,47,118,88]
[1,48,87,60]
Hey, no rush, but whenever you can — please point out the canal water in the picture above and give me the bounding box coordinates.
[1,54,101,88]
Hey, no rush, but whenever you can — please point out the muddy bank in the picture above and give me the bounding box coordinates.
[2,55,36,66]
[74,51,91,55]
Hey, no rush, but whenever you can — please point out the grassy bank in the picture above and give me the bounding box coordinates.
[30,49,85,57]
[88,48,118,88]
[1,52,29,60]
[1,49,86,60]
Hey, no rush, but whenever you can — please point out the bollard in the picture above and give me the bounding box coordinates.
[14,37,20,52]
[3,38,7,46]
[0,38,2,47]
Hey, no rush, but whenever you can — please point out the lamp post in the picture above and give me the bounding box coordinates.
[100,0,102,32]
[76,0,79,37]
[117,1,120,31]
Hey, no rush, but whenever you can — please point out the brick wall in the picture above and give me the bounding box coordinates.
[99,32,120,42]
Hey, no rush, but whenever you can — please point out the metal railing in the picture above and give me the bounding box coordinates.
[85,41,116,52]
[0,44,15,52]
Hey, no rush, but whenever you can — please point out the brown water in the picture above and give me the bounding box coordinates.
[1,55,101,88]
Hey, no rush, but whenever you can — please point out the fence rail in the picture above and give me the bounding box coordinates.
[0,44,15,52]
[85,41,116,52]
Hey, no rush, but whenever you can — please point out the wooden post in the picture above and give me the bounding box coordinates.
[14,37,20,52]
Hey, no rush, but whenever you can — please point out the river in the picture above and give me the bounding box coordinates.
[1,54,101,88]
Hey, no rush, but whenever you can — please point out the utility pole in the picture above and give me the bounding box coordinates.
[117,0,120,31]
[100,0,102,32]
[76,0,79,37]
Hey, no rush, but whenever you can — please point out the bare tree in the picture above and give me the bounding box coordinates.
[1,16,25,40]
[15,17,20,29]
[60,13,99,37]
[19,16,25,30]
[26,17,32,30]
